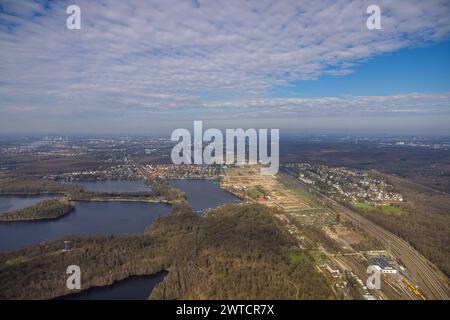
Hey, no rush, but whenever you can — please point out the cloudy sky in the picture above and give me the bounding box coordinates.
[0,0,449,134]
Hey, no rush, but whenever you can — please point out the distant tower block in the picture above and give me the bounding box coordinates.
[63,240,71,251]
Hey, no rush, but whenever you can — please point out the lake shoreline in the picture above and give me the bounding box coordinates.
[0,198,172,252]
[54,270,169,300]
[71,197,169,204]
[0,199,75,222]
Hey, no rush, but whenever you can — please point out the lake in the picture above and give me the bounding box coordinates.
[62,180,149,193]
[0,194,59,213]
[0,179,239,251]
[0,200,170,252]
[170,179,239,212]
[0,179,241,299]
[56,271,167,300]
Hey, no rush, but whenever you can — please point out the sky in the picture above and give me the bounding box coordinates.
[0,0,449,135]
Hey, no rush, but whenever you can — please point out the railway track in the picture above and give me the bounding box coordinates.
[281,170,450,300]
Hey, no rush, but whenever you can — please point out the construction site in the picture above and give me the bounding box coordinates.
[220,165,335,226]
[219,165,447,300]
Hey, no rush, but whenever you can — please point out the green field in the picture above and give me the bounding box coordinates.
[352,202,401,215]
[288,250,308,264]
[248,189,263,199]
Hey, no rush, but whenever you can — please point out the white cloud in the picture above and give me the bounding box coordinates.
[0,0,449,131]
[198,93,450,115]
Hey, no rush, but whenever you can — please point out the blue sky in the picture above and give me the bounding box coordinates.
[268,40,450,98]
[0,0,450,134]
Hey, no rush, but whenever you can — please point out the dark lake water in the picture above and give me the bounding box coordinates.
[0,195,59,213]
[1,179,240,299]
[0,200,170,252]
[170,179,239,212]
[56,271,167,300]
[62,180,149,193]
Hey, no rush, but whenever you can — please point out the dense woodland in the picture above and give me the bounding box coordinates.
[0,199,74,221]
[147,202,334,299]
[0,203,334,300]
[143,177,186,201]
[0,175,81,195]
[350,204,450,277]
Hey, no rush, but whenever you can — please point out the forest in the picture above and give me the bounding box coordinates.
[343,174,450,277]
[0,202,334,300]
[0,175,81,195]
[0,199,74,221]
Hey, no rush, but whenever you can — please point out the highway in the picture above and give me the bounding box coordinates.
[281,169,450,300]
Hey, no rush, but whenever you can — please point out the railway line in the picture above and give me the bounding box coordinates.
[280,169,449,300]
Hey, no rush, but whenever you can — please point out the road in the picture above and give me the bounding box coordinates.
[280,169,449,300]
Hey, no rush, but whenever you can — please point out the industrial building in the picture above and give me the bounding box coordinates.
[370,257,397,274]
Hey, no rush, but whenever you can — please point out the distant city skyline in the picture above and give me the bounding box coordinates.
[1,0,449,134]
